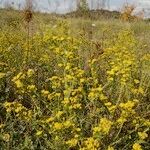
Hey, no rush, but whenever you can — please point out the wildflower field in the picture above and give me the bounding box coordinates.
[0,9,150,150]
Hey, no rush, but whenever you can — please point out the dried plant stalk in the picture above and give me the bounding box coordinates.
[23,0,33,66]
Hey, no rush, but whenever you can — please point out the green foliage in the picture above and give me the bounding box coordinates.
[77,0,89,12]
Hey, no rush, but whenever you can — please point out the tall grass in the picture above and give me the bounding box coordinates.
[0,8,150,150]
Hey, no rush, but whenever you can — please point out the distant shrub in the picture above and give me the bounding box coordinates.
[77,0,89,12]
[121,4,144,22]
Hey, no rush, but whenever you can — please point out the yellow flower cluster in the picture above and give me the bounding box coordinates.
[117,100,138,124]
[66,138,78,147]
[0,21,149,150]
[132,143,142,150]
[93,118,112,135]
[138,132,148,140]
[80,137,100,150]
[4,101,32,121]
[12,72,25,88]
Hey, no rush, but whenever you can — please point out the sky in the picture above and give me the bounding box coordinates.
[0,0,150,17]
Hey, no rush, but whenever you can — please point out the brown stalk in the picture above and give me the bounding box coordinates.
[23,0,33,67]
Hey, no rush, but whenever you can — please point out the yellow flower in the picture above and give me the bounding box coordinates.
[45,117,54,123]
[48,94,53,100]
[108,146,115,150]
[105,102,112,106]
[15,106,22,113]
[97,86,103,92]
[27,85,36,91]
[55,93,61,97]
[53,122,63,130]
[14,80,23,88]
[36,131,43,136]
[58,63,63,67]
[55,111,63,118]
[88,91,95,100]
[41,90,49,95]
[55,47,61,53]
[3,102,12,107]
[63,120,73,128]
[93,118,112,135]
[99,94,107,101]
[119,101,135,110]
[99,118,112,134]
[3,133,10,142]
[108,77,114,81]
[66,138,78,147]
[108,105,116,113]
[93,127,100,133]
[134,79,140,84]
[62,97,70,105]
[27,69,34,77]
[84,137,100,150]
[65,64,71,70]
[66,74,73,80]
[60,37,64,41]
[3,102,13,112]
[55,136,59,140]
[117,117,127,124]
[107,70,115,75]
[75,128,81,132]
[12,72,24,81]
[0,72,6,79]
[52,36,57,40]
[49,76,59,81]
[132,143,142,150]
[91,59,97,64]
[80,78,85,83]
[72,103,82,109]
[138,132,148,140]
[143,120,150,126]
[138,87,144,95]
[0,124,5,129]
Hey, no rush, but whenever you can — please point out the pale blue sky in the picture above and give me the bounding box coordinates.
[0,0,150,17]
[0,0,137,12]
